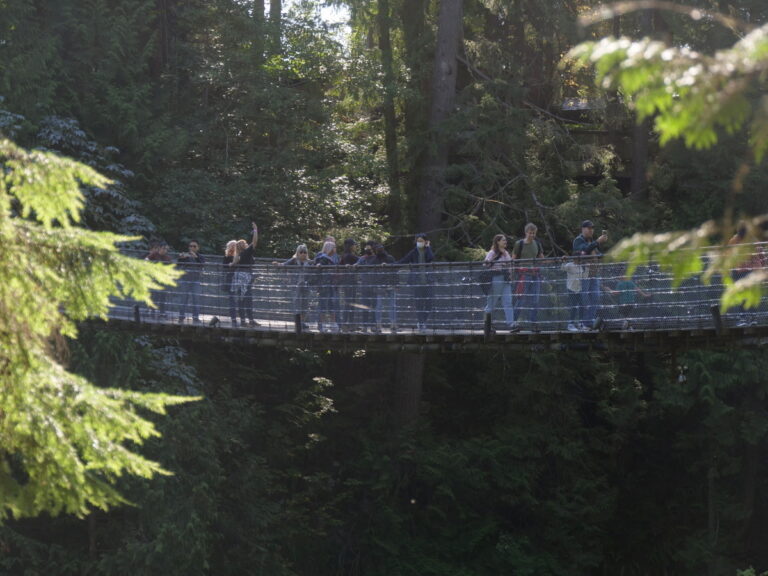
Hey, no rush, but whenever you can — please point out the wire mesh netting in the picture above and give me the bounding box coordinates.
[108,247,768,335]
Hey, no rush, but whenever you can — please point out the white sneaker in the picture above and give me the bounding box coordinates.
[567,323,579,332]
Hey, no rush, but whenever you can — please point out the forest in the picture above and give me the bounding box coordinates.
[2,0,768,574]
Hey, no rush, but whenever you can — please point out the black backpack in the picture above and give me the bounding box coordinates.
[513,238,543,259]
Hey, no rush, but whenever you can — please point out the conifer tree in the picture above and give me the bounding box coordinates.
[0,139,194,521]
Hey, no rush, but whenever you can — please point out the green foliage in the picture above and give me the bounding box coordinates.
[0,139,195,521]
[569,24,768,156]
[569,9,768,309]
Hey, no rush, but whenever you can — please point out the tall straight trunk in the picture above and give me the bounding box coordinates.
[400,0,428,237]
[377,0,403,230]
[393,352,425,426]
[630,9,653,201]
[707,459,717,576]
[418,0,463,235]
[253,0,265,65]
[269,0,281,54]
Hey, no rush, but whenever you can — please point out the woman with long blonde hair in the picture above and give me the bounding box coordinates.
[314,240,338,332]
[229,222,259,327]
[222,240,239,325]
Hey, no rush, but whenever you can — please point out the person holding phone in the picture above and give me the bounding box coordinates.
[230,222,259,327]
[572,220,608,330]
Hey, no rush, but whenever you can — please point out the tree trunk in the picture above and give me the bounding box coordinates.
[392,351,425,426]
[253,0,265,65]
[418,0,463,235]
[400,0,429,238]
[269,0,281,55]
[377,0,403,231]
[707,459,718,576]
[630,9,653,201]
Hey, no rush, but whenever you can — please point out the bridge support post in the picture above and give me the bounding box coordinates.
[710,304,723,336]
[393,351,425,427]
[484,313,492,340]
[294,313,303,334]
[133,304,141,324]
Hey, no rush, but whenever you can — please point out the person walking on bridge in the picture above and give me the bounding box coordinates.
[573,220,608,330]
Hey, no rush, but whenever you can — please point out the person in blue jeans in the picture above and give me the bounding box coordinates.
[177,240,206,323]
[374,243,398,332]
[483,234,516,330]
[572,220,608,330]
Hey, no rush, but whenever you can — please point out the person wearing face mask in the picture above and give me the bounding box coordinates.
[397,233,435,330]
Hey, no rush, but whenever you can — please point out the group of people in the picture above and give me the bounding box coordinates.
[276,232,434,332]
[480,220,614,332]
[143,218,661,332]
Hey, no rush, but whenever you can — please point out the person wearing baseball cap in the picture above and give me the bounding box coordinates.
[572,220,608,330]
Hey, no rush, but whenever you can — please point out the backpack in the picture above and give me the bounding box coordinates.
[513,238,543,260]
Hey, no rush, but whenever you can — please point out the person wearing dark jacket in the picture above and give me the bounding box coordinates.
[230,222,259,327]
[177,240,206,324]
[339,238,359,330]
[145,241,172,320]
[397,233,435,330]
[572,220,608,330]
[281,244,313,329]
[355,242,379,331]
[374,243,398,332]
[314,240,339,332]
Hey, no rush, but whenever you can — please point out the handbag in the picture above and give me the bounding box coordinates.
[478,251,503,295]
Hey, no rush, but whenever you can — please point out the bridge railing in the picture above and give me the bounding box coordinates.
[107,247,768,334]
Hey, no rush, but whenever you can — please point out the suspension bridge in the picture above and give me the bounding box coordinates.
[93,246,768,352]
